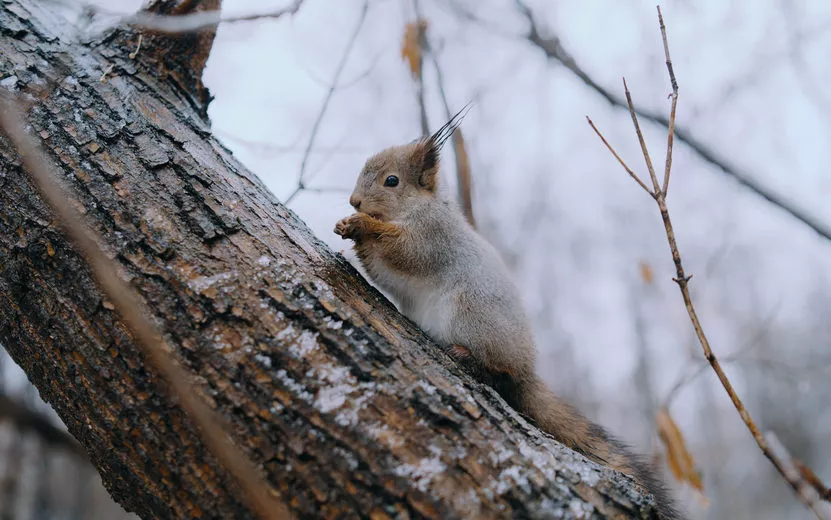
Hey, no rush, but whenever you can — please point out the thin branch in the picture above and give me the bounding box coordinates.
[662,304,778,408]
[129,33,143,59]
[623,78,660,194]
[0,93,291,520]
[587,8,830,519]
[767,433,831,516]
[585,116,651,195]
[513,1,831,243]
[0,394,86,458]
[295,46,384,92]
[657,6,677,194]
[795,460,831,502]
[87,0,304,34]
[658,7,678,94]
[419,7,476,227]
[286,0,369,205]
[409,1,430,137]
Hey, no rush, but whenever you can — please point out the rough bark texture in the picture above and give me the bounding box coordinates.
[0,1,660,518]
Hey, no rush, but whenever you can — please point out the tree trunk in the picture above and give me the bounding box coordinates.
[0,1,659,518]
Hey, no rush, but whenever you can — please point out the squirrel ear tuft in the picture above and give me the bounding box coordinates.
[427,103,471,152]
[416,140,440,192]
[416,103,472,192]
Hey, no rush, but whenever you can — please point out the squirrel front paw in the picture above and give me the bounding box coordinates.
[334,214,363,240]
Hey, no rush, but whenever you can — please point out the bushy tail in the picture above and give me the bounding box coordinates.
[506,376,685,520]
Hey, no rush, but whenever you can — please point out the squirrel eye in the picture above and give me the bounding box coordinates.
[383,175,399,187]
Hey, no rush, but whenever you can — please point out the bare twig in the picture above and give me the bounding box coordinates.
[129,33,143,59]
[98,63,114,83]
[0,93,291,520]
[767,433,831,516]
[0,394,86,458]
[795,459,831,502]
[95,0,304,34]
[513,1,831,243]
[586,116,651,195]
[587,7,830,518]
[286,1,369,205]
[417,5,476,227]
[405,3,430,138]
[449,128,475,226]
[622,78,660,193]
[662,309,771,409]
[658,6,677,194]
[214,129,372,155]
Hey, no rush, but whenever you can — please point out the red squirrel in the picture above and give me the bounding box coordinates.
[335,113,683,519]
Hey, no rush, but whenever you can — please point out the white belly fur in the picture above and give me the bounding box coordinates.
[366,257,455,345]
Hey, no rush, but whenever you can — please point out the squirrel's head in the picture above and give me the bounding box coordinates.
[349,106,469,221]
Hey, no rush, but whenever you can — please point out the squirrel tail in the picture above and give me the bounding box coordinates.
[500,375,685,520]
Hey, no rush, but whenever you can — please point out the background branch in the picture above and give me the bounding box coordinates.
[71,0,304,33]
[587,7,831,519]
[0,394,85,458]
[405,2,430,137]
[286,1,369,205]
[408,0,475,226]
[516,0,831,243]
[422,29,476,227]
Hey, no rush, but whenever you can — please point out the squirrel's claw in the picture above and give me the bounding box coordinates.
[334,214,361,239]
[334,217,349,238]
[448,344,473,361]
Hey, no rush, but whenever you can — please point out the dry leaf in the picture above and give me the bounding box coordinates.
[401,20,428,79]
[639,261,654,285]
[657,407,705,497]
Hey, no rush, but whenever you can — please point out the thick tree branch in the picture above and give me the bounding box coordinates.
[0,91,289,520]
[0,1,663,518]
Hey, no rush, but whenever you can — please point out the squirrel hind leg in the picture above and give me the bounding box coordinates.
[447,344,473,361]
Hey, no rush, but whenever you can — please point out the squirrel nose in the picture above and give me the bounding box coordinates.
[349,195,361,210]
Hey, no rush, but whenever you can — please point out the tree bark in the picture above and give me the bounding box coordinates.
[0,1,659,518]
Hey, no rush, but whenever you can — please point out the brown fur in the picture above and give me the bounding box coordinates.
[335,213,434,277]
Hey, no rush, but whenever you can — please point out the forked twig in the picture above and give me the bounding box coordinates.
[586,116,651,195]
[0,94,291,520]
[512,0,831,243]
[587,7,830,519]
[286,0,369,205]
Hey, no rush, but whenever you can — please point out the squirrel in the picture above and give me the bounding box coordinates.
[334,111,683,520]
